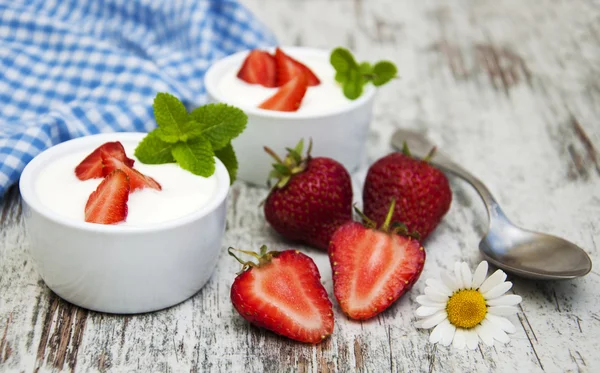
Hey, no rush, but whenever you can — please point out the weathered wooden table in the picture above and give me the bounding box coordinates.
[1,0,599,371]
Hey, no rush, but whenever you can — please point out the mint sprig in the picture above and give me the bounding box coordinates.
[330,47,398,99]
[134,93,247,184]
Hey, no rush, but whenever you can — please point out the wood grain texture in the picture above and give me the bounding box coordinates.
[1,0,599,372]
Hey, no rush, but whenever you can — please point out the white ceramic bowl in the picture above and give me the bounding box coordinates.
[205,46,376,186]
[19,133,229,314]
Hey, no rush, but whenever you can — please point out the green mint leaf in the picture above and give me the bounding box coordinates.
[359,62,373,76]
[372,61,398,86]
[335,71,349,84]
[171,136,215,177]
[214,142,238,184]
[157,120,205,143]
[134,129,175,164]
[190,103,247,151]
[342,69,365,100]
[343,79,364,100]
[330,47,358,74]
[153,93,192,141]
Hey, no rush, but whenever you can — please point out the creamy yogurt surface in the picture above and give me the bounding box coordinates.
[218,53,353,114]
[35,142,218,226]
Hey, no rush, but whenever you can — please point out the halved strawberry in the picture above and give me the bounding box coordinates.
[258,74,308,112]
[329,200,426,320]
[101,152,161,192]
[229,246,334,344]
[274,48,320,87]
[85,169,130,225]
[237,50,277,87]
[75,141,134,180]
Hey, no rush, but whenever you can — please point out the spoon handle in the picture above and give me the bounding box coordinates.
[428,152,504,222]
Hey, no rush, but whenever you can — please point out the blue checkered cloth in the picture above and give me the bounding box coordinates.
[0,0,276,198]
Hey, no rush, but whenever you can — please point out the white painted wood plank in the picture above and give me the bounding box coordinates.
[1,0,599,372]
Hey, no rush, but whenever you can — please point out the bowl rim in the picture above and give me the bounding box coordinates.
[19,132,230,234]
[204,46,376,120]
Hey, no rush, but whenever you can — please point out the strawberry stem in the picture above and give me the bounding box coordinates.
[402,141,412,157]
[423,146,437,162]
[353,204,376,229]
[265,138,310,189]
[381,198,396,232]
[264,146,284,164]
[228,246,280,274]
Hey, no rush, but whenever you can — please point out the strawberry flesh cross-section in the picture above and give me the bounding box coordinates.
[75,141,134,180]
[84,169,130,225]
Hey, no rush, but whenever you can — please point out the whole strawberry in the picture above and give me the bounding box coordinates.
[363,144,451,241]
[330,199,425,320]
[263,139,353,250]
[229,246,334,344]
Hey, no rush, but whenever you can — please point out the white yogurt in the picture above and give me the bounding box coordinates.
[217,54,352,114]
[35,142,218,226]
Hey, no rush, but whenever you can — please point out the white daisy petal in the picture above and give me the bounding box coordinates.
[471,261,488,289]
[440,324,456,346]
[454,262,465,288]
[429,319,450,344]
[486,294,522,307]
[416,295,447,307]
[416,305,444,317]
[481,319,510,344]
[414,320,425,328]
[453,328,466,349]
[488,305,519,316]
[465,329,479,350]
[483,281,513,300]
[475,323,495,346]
[441,271,459,292]
[420,311,448,329]
[424,287,450,303]
[478,269,507,294]
[461,262,473,289]
[426,278,452,296]
[486,314,517,334]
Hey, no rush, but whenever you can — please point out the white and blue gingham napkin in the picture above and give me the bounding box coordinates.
[0,0,276,198]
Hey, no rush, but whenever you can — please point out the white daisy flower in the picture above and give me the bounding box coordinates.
[414,261,522,350]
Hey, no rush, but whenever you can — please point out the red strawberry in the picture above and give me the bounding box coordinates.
[75,141,134,180]
[101,152,161,192]
[329,200,426,320]
[237,50,277,88]
[258,74,308,112]
[85,169,130,224]
[263,139,353,250]
[229,246,334,344]
[274,47,320,86]
[363,145,452,241]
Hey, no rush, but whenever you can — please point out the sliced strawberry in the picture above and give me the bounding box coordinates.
[101,152,161,192]
[274,48,320,87]
[329,202,425,320]
[258,74,308,112]
[237,50,277,87]
[230,248,334,344]
[85,169,130,225]
[75,141,134,180]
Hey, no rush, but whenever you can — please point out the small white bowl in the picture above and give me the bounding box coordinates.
[205,46,376,186]
[19,133,229,314]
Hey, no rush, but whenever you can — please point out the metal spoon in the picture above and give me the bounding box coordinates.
[391,129,592,280]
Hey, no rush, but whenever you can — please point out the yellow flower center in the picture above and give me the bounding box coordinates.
[446,289,487,329]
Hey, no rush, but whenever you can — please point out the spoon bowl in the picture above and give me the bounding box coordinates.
[391,129,592,280]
